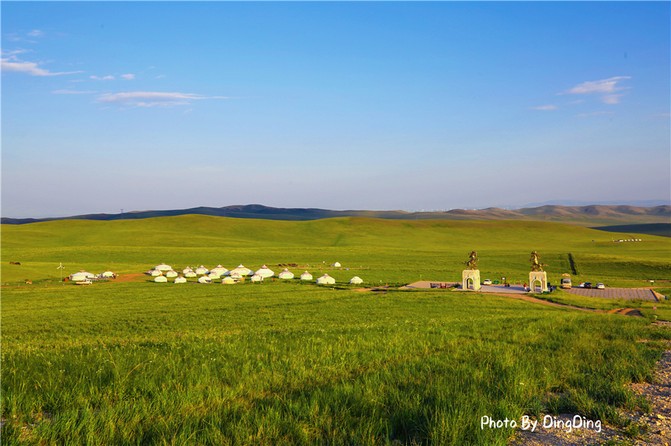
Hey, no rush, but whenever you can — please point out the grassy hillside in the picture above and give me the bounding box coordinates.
[3,203,669,226]
[3,283,669,445]
[2,215,670,288]
[2,216,671,444]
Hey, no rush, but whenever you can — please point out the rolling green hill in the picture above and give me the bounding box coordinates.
[3,215,669,287]
[3,215,671,444]
[3,203,670,226]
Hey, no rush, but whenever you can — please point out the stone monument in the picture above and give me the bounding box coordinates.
[462,251,481,291]
[528,250,548,292]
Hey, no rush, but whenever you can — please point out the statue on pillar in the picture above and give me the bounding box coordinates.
[530,251,546,272]
[465,251,478,270]
[529,251,549,292]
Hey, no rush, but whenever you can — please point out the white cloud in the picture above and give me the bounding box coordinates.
[120,73,135,80]
[96,91,228,108]
[531,104,558,111]
[576,111,615,118]
[565,76,631,104]
[602,94,623,105]
[27,29,44,38]
[1,58,82,76]
[1,49,29,58]
[52,89,97,95]
[90,75,115,81]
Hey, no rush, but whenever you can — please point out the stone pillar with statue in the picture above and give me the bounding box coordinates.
[528,250,548,292]
[462,251,481,291]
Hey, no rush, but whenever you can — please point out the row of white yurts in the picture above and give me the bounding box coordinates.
[148,263,362,285]
[69,270,116,282]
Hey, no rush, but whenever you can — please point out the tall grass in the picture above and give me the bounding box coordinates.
[2,216,669,444]
[2,282,668,444]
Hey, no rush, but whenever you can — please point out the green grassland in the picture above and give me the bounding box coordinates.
[2,216,670,287]
[2,216,671,444]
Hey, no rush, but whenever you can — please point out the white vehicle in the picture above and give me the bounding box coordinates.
[560,274,572,289]
[482,279,492,285]
[596,283,605,290]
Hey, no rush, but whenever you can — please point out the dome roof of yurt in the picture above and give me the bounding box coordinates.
[278,269,294,279]
[316,274,336,285]
[255,265,275,278]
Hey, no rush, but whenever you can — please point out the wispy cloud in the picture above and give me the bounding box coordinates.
[90,74,115,81]
[531,104,558,111]
[90,73,135,81]
[96,91,228,108]
[565,76,631,104]
[576,111,615,118]
[1,57,82,77]
[1,49,30,58]
[5,30,44,43]
[52,89,97,95]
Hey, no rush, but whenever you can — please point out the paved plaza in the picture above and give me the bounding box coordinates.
[566,287,659,301]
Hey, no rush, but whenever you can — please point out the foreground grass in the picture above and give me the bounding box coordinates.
[2,282,669,445]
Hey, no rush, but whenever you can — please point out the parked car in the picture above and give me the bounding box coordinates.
[560,274,572,289]
[584,282,593,289]
[596,283,605,289]
[483,279,492,285]
[578,282,585,288]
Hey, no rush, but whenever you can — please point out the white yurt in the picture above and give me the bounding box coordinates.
[333,262,342,268]
[278,269,294,280]
[195,265,209,275]
[198,276,211,284]
[149,269,162,277]
[210,265,228,276]
[300,271,313,281]
[221,276,236,285]
[349,276,363,285]
[229,271,242,280]
[155,263,172,272]
[250,274,263,283]
[70,271,95,282]
[184,271,197,278]
[154,275,168,283]
[255,265,275,279]
[101,271,115,278]
[316,274,336,285]
[165,270,178,278]
[182,267,194,274]
[208,272,222,280]
[174,276,187,284]
[230,264,252,276]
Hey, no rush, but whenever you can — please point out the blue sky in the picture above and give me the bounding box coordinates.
[2,1,669,218]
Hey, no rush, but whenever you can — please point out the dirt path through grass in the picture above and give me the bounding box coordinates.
[480,292,649,318]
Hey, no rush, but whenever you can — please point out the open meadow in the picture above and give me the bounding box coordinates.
[2,216,671,444]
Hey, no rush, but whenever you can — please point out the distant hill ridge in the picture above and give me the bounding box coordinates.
[2,204,670,226]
